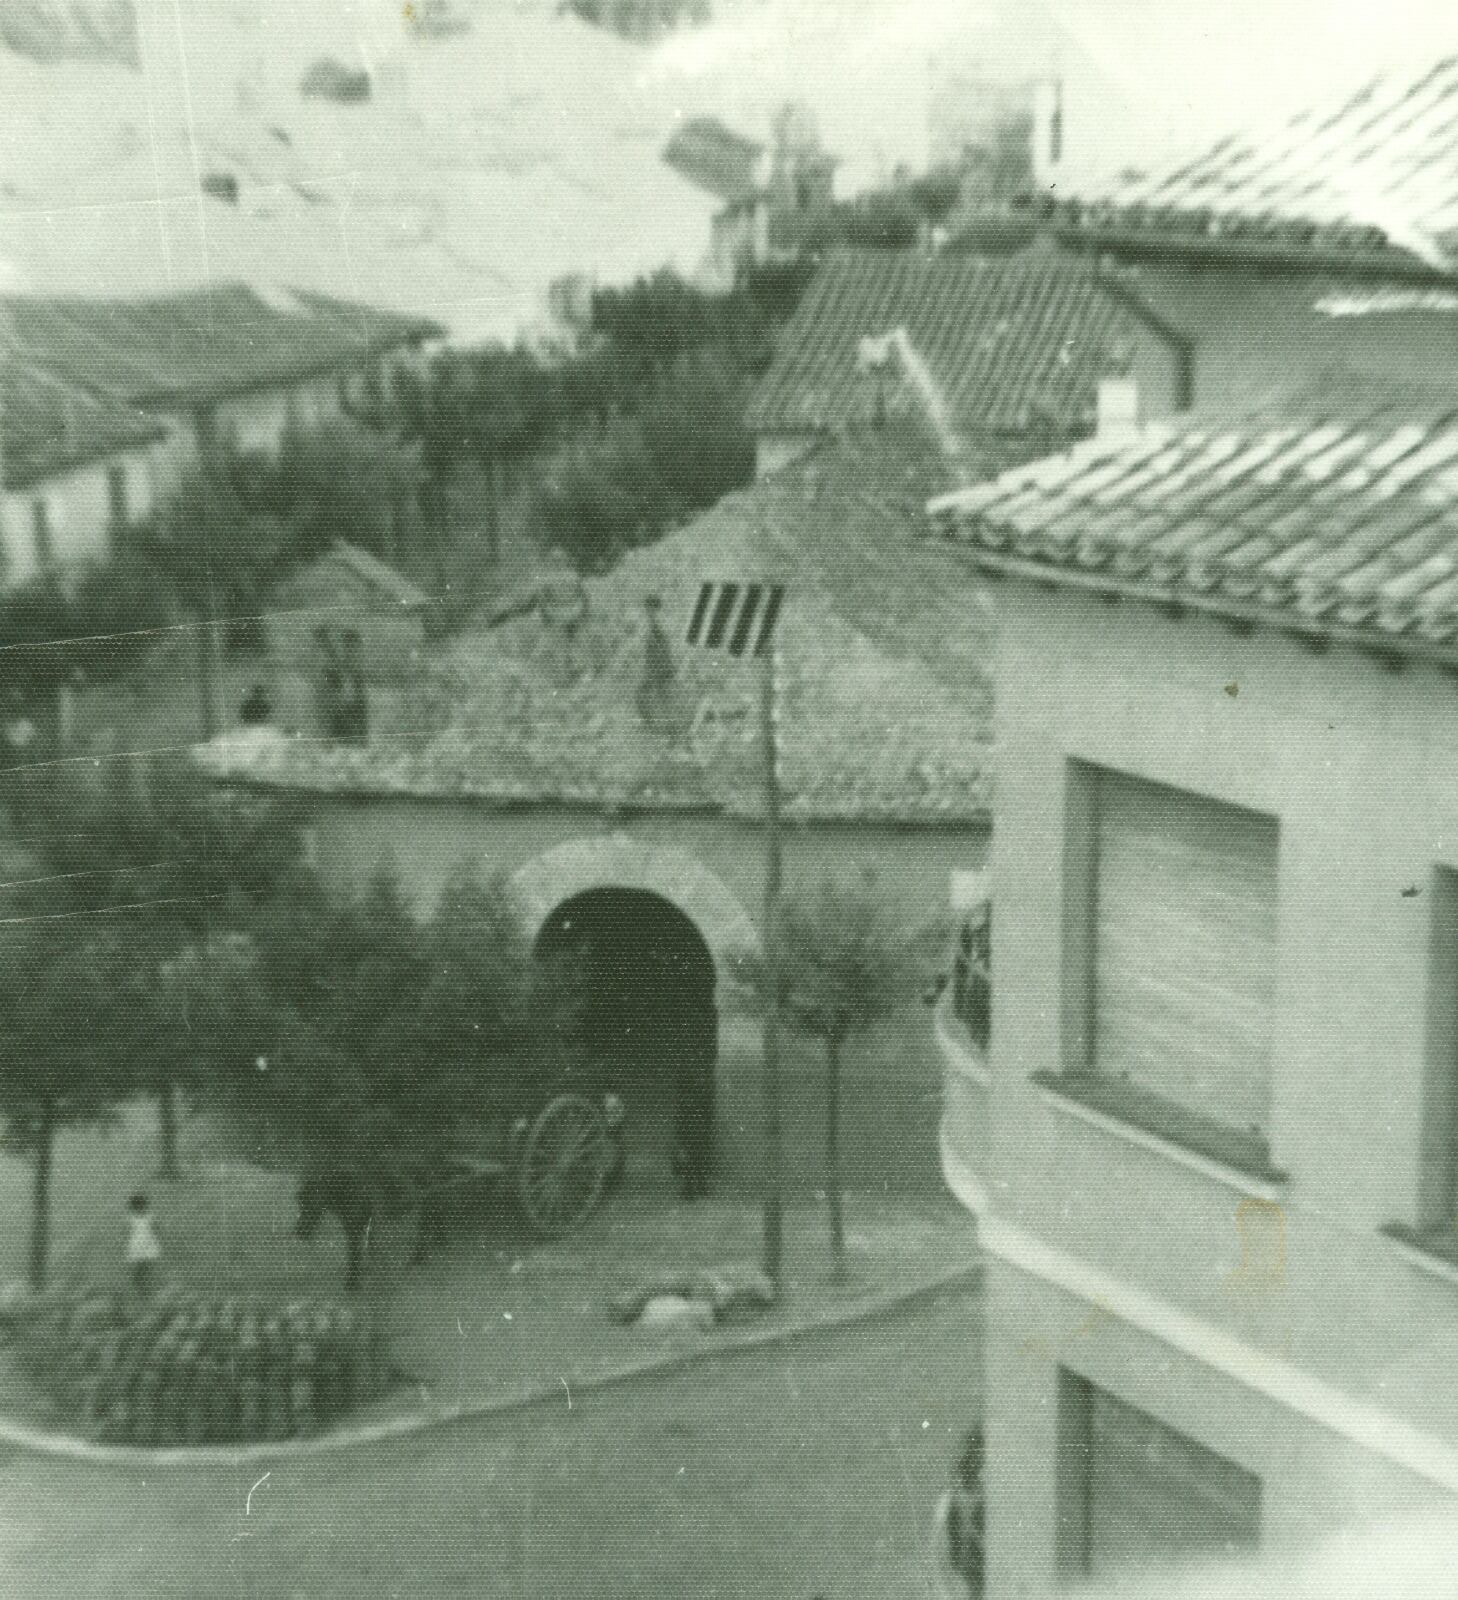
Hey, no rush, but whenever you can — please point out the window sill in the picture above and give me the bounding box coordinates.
[1031,1072,1289,1200]
[1381,1224,1458,1287]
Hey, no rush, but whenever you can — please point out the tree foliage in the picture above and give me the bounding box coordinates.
[227,867,584,1201]
[0,558,171,709]
[366,875,548,1184]
[139,462,293,622]
[0,919,137,1286]
[256,418,422,567]
[637,348,755,523]
[393,356,475,510]
[907,164,965,225]
[770,874,906,1050]
[0,921,134,1150]
[12,756,305,940]
[755,873,911,1278]
[458,344,559,468]
[589,269,774,388]
[391,268,800,575]
[835,187,922,250]
[531,416,662,572]
[532,347,754,570]
[0,757,307,1181]
[742,257,818,325]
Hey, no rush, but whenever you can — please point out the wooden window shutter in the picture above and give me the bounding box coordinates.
[1086,1386,1261,1576]
[1093,771,1278,1132]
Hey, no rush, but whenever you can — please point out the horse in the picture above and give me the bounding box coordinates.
[294,1168,454,1293]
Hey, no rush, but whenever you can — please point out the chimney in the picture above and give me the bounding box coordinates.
[0,308,9,563]
[1031,78,1063,191]
[1096,374,1140,445]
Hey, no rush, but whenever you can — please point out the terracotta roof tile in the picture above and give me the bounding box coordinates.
[3,284,443,412]
[203,423,1026,822]
[928,400,1458,661]
[746,249,1134,439]
[662,117,764,205]
[3,361,165,490]
[1046,57,1458,277]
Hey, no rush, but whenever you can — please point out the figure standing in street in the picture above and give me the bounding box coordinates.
[313,626,344,738]
[338,629,370,744]
[126,1193,162,1301]
[934,1427,986,1598]
[636,592,677,734]
[239,683,273,727]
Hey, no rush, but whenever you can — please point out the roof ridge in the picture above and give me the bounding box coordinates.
[3,284,440,411]
[322,540,433,608]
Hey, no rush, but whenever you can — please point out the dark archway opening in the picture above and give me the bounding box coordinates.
[535,887,717,1197]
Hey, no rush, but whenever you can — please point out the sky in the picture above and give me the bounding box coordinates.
[644,0,1458,189]
[2,0,1458,334]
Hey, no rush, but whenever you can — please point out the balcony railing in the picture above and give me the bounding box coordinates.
[1031,1071,1289,1189]
[935,989,992,1215]
[934,989,991,1085]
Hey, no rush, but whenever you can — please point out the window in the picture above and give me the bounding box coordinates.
[1421,868,1458,1228]
[951,905,992,1053]
[1385,867,1458,1262]
[106,462,129,529]
[1059,767,1279,1157]
[31,498,55,571]
[1058,1372,1261,1583]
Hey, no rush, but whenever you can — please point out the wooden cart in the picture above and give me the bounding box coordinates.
[445,1088,622,1239]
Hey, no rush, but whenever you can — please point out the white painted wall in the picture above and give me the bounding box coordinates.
[0,443,160,588]
[951,579,1458,1589]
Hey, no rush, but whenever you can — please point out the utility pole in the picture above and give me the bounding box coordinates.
[685,577,787,1298]
[759,634,784,1298]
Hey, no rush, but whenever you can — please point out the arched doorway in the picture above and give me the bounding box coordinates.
[535,888,717,1197]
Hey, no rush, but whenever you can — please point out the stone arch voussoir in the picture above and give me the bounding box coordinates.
[508,834,760,986]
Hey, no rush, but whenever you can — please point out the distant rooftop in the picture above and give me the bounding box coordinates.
[746,249,1139,441]
[3,361,166,491]
[200,423,1022,824]
[2,285,443,413]
[272,541,434,615]
[1038,57,1458,280]
[662,117,765,206]
[927,399,1458,665]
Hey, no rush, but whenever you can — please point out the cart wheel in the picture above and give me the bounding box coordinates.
[518,1094,611,1237]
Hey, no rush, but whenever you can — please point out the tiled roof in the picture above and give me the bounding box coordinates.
[927,403,1458,661]
[2,285,443,412]
[662,117,764,205]
[200,422,1024,823]
[275,290,447,355]
[3,361,166,491]
[1042,57,1458,279]
[271,541,434,613]
[746,249,1136,439]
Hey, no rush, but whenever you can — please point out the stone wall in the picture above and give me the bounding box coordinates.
[304,795,988,1195]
